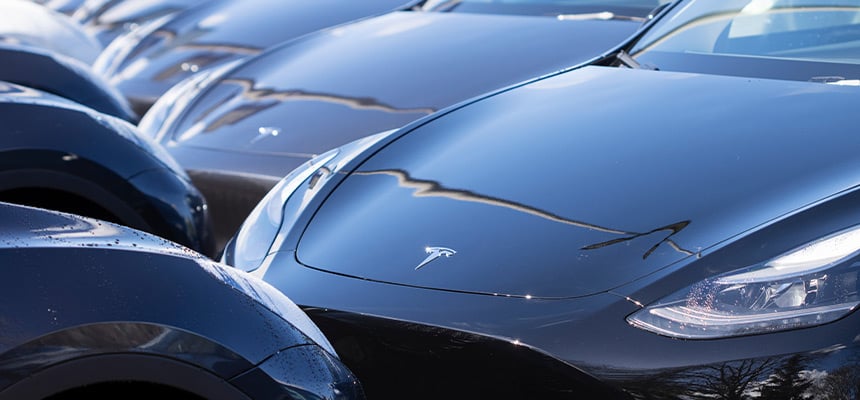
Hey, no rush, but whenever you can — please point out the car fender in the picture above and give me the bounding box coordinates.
[0,247,316,395]
[0,324,255,400]
[0,44,137,122]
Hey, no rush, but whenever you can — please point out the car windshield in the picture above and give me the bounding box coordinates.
[421,0,671,18]
[631,0,860,82]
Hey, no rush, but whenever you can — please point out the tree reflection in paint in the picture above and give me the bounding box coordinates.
[617,352,860,399]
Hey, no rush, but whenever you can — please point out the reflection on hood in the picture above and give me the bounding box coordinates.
[356,168,694,259]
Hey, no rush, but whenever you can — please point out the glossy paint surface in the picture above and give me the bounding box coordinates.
[248,240,858,399]
[0,44,137,122]
[42,0,85,15]
[0,203,363,399]
[296,66,860,297]
[230,344,366,400]
[154,6,647,250]
[72,0,207,46]
[76,0,207,45]
[222,43,860,400]
[0,85,213,254]
[98,0,417,115]
[166,11,643,156]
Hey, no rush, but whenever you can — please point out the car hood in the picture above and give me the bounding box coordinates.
[81,0,208,45]
[168,11,642,160]
[103,0,415,108]
[295,66,860,298]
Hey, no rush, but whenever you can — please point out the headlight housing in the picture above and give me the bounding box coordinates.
[629,225,860,339]
[229,130,395,272]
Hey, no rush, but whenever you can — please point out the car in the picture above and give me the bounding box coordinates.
[140,0,669,251]
[36,0,86,16]
[0,201,364,400]
[1,0,102,64]
[0,43,137,122]
[222,0,860,398]
[0,81,214,256]
[94,0,421,117]
[72,0,209,46]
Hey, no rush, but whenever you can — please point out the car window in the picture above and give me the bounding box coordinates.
[421,0,672,17]
[633,0,860,64]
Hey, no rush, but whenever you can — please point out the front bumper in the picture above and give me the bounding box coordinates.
[235,250,860,400]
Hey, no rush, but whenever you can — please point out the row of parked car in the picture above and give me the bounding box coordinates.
[2,0,859,398]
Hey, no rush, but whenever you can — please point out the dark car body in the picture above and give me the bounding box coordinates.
[0,82,214,256]
[141,0,665,251]
[0,43,137,122]
[73,0,208,46]
[223,0,860,398]
[94,0,421,117]
[0,202,364,400]
[40,0,86,16]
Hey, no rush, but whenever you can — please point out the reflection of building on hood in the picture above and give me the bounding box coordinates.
[193,77,437,134]
[142,22,261,83]
[355,168,694,259]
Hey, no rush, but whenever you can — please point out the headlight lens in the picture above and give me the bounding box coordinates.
[629,225,860,339]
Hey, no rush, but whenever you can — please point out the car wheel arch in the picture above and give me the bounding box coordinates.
[0,352,252,400]
[0,322,259,400]
[0,153,152,232]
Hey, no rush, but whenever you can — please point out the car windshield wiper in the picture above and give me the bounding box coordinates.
[614,49,658,70]
[810,76,860,86]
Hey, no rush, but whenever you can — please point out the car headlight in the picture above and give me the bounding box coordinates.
[629,225,860,339]
[138,58,244,142]
[230,130,396,272]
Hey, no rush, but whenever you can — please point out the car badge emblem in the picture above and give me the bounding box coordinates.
[415,246,456,270]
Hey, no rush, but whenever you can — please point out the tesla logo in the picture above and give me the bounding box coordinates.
[415,246,456,270]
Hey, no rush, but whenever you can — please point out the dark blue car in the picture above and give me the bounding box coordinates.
[224,0,860,398]
[0,82,213,255]
[94,0,420,116]
[140,0,668,250]
[0,201,363,399]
